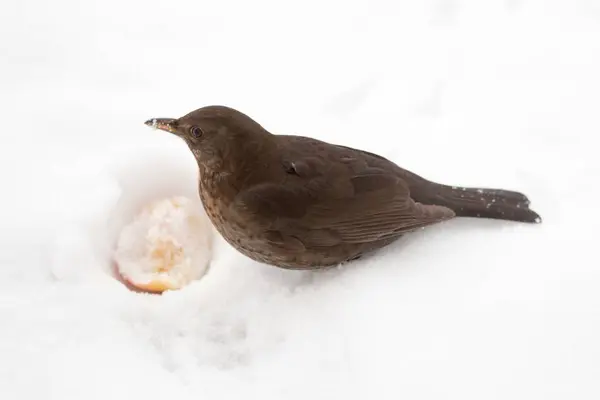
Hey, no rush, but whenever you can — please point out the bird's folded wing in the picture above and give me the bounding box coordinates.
[231,172,455,246]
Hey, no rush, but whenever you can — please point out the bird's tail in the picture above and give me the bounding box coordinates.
[410,182,542,223]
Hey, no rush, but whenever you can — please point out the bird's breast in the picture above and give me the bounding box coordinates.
[197,170,250,239]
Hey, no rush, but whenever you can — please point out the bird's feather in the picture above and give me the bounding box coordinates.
[232,167,455,248]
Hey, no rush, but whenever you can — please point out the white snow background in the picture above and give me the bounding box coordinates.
[1,0,599,399]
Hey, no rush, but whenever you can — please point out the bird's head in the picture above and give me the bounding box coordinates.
[144,105,269,164]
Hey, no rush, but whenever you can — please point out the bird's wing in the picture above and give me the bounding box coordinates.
[231,169,455,248]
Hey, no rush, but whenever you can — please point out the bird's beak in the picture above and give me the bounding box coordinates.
[144,118,178,134]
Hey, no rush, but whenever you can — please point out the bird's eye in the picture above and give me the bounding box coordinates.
[190,126,204,138]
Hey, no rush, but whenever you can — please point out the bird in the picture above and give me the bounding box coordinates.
[144,105,541,270]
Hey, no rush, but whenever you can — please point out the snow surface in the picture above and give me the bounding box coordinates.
[1,0,600,399]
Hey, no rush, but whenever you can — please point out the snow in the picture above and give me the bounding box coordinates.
[1,0,600,399]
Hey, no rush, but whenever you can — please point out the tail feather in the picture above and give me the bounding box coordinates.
[334,144,542,224]
[411,183,541,224]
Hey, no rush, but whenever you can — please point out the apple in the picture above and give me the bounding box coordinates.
[113,196,213,294]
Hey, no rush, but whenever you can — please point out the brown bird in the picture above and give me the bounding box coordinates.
[144,105,541,270]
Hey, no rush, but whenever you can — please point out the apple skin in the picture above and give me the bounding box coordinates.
[111,260,174,295]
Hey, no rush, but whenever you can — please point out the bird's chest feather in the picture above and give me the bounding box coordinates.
[197,168,254,246]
